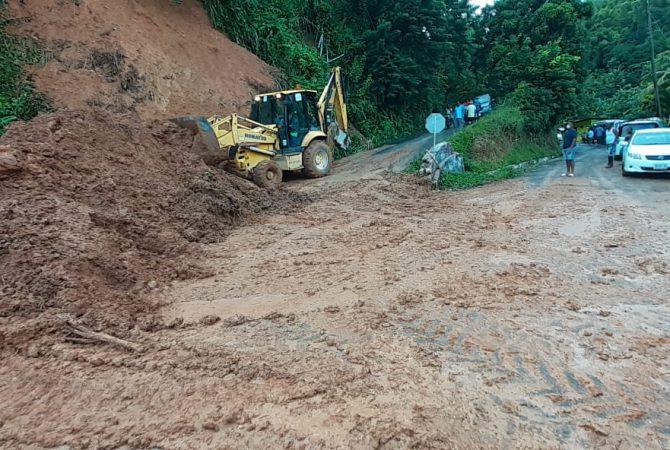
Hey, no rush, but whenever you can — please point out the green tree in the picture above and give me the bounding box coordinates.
[579,0,670,118]
[475,0,592,130]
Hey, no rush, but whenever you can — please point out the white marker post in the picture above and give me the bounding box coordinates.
[426,113,446,150]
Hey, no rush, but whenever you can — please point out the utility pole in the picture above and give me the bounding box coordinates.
[645,0,663,118]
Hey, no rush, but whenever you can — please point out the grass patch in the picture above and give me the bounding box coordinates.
[436,107,559,189]
[1,8,51,135]
[440,166,522,190]
[405,156,423,174]
[405,107,560,189]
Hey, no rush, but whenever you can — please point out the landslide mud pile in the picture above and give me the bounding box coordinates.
[6,0,275,119]
[0,110,303,347]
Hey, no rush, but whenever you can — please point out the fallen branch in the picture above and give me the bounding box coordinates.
[64,337,98,345]
[59,315,144,352]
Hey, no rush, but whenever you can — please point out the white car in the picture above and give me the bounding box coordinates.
[622,128,670,176]
[614,119,664,159]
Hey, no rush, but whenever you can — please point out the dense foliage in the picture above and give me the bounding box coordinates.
[0,7,50,135]
[204,0,651,142]
[578,0,670,118]
[3,0,667,154]
[474,0,593,131]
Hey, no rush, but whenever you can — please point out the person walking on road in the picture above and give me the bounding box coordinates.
[605,126,616,168]
[446,107,454,129]
[454,103,465,130]
[562,123,578,177]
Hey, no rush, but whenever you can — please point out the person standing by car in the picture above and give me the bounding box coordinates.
[605,126,616,168]
[474,99,482,118]
[466,102,477,125]
[598,125,607,145]
[587,128,595,144]
[562,123,578,177]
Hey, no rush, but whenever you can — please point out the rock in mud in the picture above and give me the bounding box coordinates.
[199,315,221,326]
[0,149,20,174]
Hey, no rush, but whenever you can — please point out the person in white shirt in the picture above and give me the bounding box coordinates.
[466,102,477,125]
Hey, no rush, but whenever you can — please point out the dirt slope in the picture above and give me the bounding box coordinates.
[0,0,295,348]
[6,0,275,119]
[0,109,304,349]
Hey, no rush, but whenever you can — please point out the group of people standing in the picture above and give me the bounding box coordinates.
[584,124,618,168]
[557,122,619,177]
[584,124,607,145]
[447,100,481,130]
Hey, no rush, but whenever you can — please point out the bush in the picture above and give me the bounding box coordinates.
[0,9,50,135]
[438,106,559,189]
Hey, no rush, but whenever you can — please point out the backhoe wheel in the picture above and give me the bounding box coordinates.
[252,160,283,189]
[302,140,332,178]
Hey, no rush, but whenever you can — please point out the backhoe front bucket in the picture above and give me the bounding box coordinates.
[172,116,221,155]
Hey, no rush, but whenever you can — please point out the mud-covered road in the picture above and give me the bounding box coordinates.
[2,139,669,449]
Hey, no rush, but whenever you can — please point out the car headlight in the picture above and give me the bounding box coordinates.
[628,152,643,160]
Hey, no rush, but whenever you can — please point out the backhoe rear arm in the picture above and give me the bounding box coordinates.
[318,67,349,145]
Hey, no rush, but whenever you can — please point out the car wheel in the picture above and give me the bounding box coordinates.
[621,159,630,177]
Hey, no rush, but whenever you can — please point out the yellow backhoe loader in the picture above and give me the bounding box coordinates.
[175,67,349,188]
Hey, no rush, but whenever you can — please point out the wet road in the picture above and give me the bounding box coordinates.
[527,144,670,203]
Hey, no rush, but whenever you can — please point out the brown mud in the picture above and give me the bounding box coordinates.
[0,109,304,350]
[1,1,668,447]
[1,141,668,448]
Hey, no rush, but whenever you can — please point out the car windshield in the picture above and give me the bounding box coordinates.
[621,123,659,136]
[632,132,670,146]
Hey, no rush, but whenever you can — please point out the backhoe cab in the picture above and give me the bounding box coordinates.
[176,67,349,189]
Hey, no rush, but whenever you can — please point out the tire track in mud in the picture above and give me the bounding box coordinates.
[395,301,670,447]
[159,171,670,448]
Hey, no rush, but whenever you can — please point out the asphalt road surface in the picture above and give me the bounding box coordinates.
[528,143,670,201]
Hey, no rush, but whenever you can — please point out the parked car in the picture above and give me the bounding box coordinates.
[606,119,626,132]
[621,128,670,176]
[613,118,665,160]
[474,94,492,115]
[595,119,625,130]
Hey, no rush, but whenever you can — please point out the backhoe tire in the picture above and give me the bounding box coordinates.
[303,140,332,178]
[252,160,283,189]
